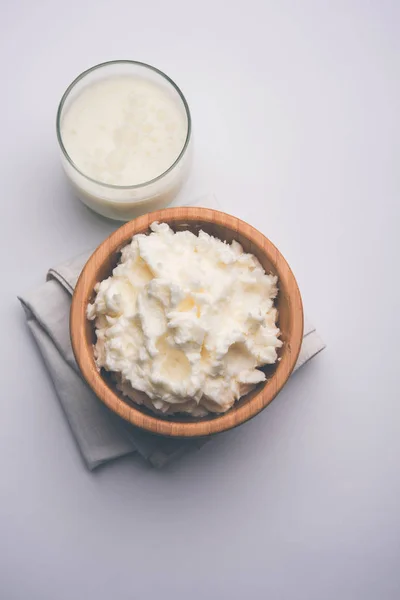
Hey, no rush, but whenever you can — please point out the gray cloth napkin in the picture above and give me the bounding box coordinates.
[18,194,325,469]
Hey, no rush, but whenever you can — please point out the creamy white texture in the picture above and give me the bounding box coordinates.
[61,76,187,186]
[87,223,282,416]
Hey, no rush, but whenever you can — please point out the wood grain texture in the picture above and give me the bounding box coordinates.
[70,207,304,438]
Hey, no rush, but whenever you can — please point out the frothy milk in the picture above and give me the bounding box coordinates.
[61,76,187,186]
[58,71,191,220]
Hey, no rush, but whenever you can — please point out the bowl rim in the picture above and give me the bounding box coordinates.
[70,207,304,437]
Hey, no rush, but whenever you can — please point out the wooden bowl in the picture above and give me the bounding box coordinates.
[70,207,303,437]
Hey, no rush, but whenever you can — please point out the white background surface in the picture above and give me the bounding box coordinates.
[1,1,399,598]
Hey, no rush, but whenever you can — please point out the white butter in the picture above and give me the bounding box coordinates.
[87,223,282,416]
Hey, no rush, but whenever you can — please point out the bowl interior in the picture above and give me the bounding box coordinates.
[82,214,297,427]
